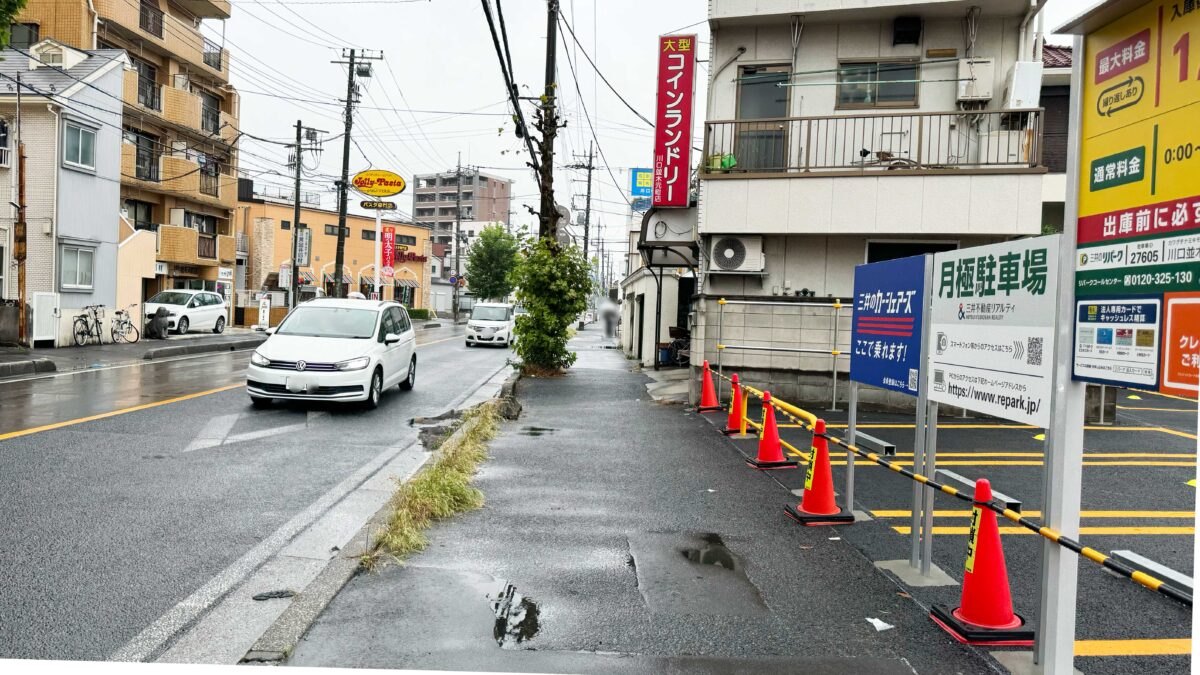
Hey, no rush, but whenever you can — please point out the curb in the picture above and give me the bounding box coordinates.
[0,358,57,377]
[241,395,515,663]
[421,323,442,329]
[142,336,266,360]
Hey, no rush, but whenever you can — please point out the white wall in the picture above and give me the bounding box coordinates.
[619,270,681,368]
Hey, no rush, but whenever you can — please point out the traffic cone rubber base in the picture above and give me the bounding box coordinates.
[722,427,741,436]
[745,457,798,470]
[929,604,1034,646]
[698,405,725,412]
[784,503,854,526]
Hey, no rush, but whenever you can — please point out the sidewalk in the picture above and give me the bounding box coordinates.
[286,327,1002,673]
[0,327,265,378]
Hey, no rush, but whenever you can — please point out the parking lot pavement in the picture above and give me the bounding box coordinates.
[709,391,1195,674]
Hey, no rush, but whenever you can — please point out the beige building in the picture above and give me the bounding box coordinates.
[238,180,432,323]
[17,0,241,311]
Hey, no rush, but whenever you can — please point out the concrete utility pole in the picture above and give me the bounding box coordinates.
[289,120,325,309]
[14,74,26,346]
[568,141,594,258]
[537,0,561,243]
[330,48,382,298]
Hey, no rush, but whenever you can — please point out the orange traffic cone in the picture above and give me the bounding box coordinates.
[746,391,797,470]
[931,479,1033,645]
[723,374,742,435]
[698,360,722,412]
[784,419,853,525]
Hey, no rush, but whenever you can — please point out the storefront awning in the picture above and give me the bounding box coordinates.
[298,270,316,284]
[393,278,420,288]
[323,272,354,285]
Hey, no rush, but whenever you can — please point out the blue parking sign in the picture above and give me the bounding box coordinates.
[850,255,928,395]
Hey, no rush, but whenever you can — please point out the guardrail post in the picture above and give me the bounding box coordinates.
[829,300,840,411]
[717,298,725,403]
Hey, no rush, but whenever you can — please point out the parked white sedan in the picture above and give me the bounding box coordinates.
[144,289,227,334]
[246,299,417,409]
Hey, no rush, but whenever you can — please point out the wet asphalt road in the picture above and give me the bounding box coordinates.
[0,324,515,661]
[731,392,1196,674]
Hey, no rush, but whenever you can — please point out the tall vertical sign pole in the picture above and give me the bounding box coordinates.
[15,73,27,346]
[846,381,858,512]
[290,120,303,309]
[373,208,382,298]
[1035,33,1087,672]
[910,258,934,570]
[333,49,357,299]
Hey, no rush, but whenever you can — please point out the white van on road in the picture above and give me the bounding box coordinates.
[465,302,515,347]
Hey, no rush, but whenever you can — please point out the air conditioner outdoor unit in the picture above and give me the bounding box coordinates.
[709,235,764,273]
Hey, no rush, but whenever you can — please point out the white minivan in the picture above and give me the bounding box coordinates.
[465,302,515,347]
[144,289,227,334]
[246,299,417,409]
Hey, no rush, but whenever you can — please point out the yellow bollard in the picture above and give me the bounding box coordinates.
[739,386,749,437]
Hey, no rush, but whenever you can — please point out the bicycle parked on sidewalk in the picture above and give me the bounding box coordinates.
[110,304,140,344]
[72,305,106,346]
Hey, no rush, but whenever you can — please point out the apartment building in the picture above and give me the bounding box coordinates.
[0,41,133,346]
[690,0,1050,405]
[237,179,432,320]
[411,169,512,259]
[17,0,241,308]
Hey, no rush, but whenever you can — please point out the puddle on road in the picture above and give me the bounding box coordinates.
[519,426,555,437]
[679,532,739,571]
[487,582,540,648]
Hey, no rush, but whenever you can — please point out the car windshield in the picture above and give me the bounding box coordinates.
[147,291,194,306]
[471,306,510,321]
[276,306,379,339]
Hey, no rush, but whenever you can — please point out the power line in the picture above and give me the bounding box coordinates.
[558,11,652,128]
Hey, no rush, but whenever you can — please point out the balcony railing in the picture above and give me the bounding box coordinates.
[702,108,1044,176]
[135,149,160,181]
[197,234,217,259]
[199,170,219,196]
[202,39,223,70]
[137,78,161,111]
[139,0,163,38]
[235,232,248,254]
[201,105,220,134]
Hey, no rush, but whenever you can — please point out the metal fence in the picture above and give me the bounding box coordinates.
[703,108,1043,175]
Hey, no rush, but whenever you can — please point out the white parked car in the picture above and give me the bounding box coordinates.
[246,299,416,409]
[465,302,515,347]
[144,289,227,335]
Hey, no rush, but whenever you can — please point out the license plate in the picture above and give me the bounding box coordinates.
[285,377,312,393]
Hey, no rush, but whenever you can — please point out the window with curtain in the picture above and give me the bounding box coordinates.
[837,60,919,108]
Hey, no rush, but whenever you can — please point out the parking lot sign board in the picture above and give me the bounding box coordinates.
[927,236,1061,427]
[1073,1,1200,389]
[849,255,927,395]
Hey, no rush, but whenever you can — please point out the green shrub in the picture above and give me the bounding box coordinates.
[510,239,592,372]
[407,308,431,321]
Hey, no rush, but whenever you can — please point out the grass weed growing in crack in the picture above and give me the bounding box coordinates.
[373,402,499,561]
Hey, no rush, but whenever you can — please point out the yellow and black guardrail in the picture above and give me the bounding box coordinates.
[709,371,1193,607]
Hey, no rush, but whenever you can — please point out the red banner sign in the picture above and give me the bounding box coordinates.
[652,34,696,208]
[382,226,395,269]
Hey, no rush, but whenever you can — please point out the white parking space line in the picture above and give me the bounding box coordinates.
[182,414,240,453]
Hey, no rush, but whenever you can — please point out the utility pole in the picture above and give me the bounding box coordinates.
[14,74,26,346]
[537,0,561,243]
[331,48,382,298]
[289,120,325,309]
[567,141,594,258]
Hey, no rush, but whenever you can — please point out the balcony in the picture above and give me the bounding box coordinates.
[121,145,237,210]
[702,109,1044,178]
[96,0,230,82]
[157,225,234,266]
[698,109,1047,237]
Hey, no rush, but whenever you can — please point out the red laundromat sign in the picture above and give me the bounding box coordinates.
[652,34,696,208]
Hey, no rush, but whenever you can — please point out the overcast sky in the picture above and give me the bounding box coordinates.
[212,0,1093,265]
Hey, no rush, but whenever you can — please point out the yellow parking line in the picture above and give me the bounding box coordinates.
[880,452,1195,459]
[1118,405,1197,412]
[892,526,1194,536]
[828,460,1195,467]
[872,510,1194,519]
[1075,638,1192,657]
[1130,388,1199,404]
[0,383,244,443]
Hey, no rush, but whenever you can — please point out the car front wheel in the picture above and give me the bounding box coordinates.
[363,368,383,410]
[176,316,189,334]
[213,316,225,334]
[400,357,416,391]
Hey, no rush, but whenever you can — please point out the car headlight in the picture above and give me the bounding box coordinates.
[336,356,371,371]
[467,322,480,329]
[250,351,270,367]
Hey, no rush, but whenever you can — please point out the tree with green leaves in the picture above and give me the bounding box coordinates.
[0,1,28,49]
[464,225,520,301]
[510,239,592,374]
